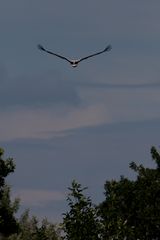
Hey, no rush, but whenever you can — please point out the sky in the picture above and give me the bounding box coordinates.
[0,0,160,222]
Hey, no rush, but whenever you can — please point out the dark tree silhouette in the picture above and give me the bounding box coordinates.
[99,146,160,239]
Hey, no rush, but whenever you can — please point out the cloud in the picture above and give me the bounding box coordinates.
[81,87,160,122]
[1,82,160,142]
[13,189,65,207]
[0,70,80,109]
[0,102,111,141]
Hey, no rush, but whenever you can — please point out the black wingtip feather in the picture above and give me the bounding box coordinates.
[37,44,45,51]
[104,45,112,52]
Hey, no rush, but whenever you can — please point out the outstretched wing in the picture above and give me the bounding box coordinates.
[78,44,112,63]
[37,44,72,63]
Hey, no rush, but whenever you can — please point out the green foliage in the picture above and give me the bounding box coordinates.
[0,148,15,192]
[0,147,61,240]
[63,180,101,240]
[99,146,160,240]
[0,185,20,234]
[1,145,160,240]
[0,148,19,237]
[8,210,61,240]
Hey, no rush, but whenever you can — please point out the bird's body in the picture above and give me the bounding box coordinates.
[38,44,112,67]
[69,60,80,68]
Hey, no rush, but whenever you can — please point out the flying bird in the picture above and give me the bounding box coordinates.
[37,44,112,67]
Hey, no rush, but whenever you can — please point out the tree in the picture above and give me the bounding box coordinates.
[0,148,19,237]
[8,210,61,240]
[63,180,102,240]
[0,147,61,240]
[99,146,160,240]
[0,148,15,196]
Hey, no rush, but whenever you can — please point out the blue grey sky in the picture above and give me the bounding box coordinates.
[0,1,160,221]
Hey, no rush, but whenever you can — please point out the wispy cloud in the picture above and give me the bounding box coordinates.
[13,189,65,207]
[0,70,80,109]
[0,103,111,141]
